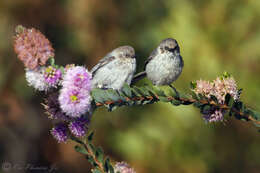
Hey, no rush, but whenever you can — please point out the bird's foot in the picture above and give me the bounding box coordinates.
[169,84,180,99]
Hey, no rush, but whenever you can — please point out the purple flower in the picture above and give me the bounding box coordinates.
[59,88,92,117]
[43,92,71,121]
[114,162,136,173]
[51,124,68,143]
[62,66,92,90]
[59,66,92,117]
[193,74,239,123]
[44,66,62,87]
[69,118,89,137]
[203,109,225,123]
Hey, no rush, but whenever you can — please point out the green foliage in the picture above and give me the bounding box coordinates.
[91,84,260,131]
[72,132,114,173]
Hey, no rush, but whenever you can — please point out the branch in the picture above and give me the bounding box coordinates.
[71,133,115,173]
[91,84,260,128]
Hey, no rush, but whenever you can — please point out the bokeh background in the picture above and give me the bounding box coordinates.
[0,0,260,173]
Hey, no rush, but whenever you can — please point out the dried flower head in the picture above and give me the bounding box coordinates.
[25,67,50,91]
[14,25,54,70]
[43,92,71,121]
[114,162,136,173]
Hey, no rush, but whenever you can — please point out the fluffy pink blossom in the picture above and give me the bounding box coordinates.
[59,66,92,117]
[193,75,239,123]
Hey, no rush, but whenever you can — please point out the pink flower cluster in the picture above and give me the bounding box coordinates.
[114,162,136,173]
[194,76,238,104]
[44,66,62,87]
[59,66,92,117]
[14,25,54,70]
[193,75,239,123]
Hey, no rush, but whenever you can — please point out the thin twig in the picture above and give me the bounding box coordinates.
[94,94,259,124]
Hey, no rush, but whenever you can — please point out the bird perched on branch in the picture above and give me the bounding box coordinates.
[132,38,183,86]
[91,46,136,90]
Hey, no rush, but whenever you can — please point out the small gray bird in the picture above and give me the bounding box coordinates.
[91,46,136,90]
[132,38,183,86]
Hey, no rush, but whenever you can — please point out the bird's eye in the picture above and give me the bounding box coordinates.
[165,46,170,51]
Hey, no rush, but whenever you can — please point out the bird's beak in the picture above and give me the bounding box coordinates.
[168,48,175,52]
[165,47,175,52]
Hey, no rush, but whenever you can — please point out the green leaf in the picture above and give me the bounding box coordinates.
[179,92,189,100]
[182,100,193,105]
[105,89,120,102]
[190,91,198,100]
[121,83,132,97]
[104,158,110,172]
[141,100,153,105]
[88,131,94,141]
[190,81,197,89]
[95,147,104,164]
[253,122,260,128]
[86,155,97,166]
[251,111,260,121]
[108,164,114,173]
[74,145,88,155]
[168,85,180,98]
[145,86,157,95]
[233,101,243,112]
[200,105,211,114]
[70,136,84,145]
[158,95,169,102]
[210,95,218,104]
[49,57,55,66]
[171,99,181,106]
[198,93,206,100]
[193,102,203,108]
[105,104,118,112]
[131,88,142,97]
[225,94,234,107]
[221,71,231,78]
[229,110,236,117]
[92,169,102,173]
[88,143,96,154]
[133,86,147,96]
[152,86,166,97]
[91,89,106,103]
[59,66,65,73]
[238,88,243,97]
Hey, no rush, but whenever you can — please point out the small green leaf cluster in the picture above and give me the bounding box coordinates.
[91,84,194,111]
[91,83,260,131]
[72,132,115,173]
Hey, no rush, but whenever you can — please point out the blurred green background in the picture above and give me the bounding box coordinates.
[0,0,260,173]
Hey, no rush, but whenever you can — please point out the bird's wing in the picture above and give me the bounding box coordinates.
[180,55,184,68]
[144,48,157,70]
[91,54,116,76]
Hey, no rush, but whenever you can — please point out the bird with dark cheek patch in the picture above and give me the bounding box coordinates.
[91,46,136,90]
[132,38,184,86]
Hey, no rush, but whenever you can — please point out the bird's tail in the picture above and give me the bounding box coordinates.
[131,71,147,85]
